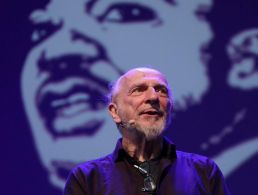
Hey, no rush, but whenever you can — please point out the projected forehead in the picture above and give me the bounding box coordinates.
[30,0,210,28]
[87,0,176,10]
[86,0,210,17]
[83,0,173,27]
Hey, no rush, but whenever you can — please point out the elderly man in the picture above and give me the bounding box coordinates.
[21,0,213,188]
[63,67,230,195]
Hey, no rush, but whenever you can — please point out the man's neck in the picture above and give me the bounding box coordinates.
[122,136,163,162]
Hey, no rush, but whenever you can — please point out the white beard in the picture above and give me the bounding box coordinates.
[134,119,166,140]
[117,107,171,141]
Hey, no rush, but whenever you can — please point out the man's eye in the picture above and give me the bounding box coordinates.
[98,3,157,23]
[131,86,146,95]
[155,86,169,96]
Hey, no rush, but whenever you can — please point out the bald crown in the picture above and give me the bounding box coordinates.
[108,67,171,103]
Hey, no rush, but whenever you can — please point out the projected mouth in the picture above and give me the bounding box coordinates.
[35,52,123,137]
[37,77,108,137]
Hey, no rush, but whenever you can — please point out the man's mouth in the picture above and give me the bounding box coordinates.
[139,109,163,116]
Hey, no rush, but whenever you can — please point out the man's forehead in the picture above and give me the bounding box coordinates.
[121,69,168,87]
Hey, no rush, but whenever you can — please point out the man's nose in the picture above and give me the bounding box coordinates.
[145,88,159,104]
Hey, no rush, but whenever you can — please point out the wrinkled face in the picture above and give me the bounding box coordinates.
[111,69,172,140]
[227,28,258,90]
[21,0,213,189]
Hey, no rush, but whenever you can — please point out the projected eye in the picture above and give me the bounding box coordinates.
[29,9,63,44]
[98,3,158,23]
[31,21,62,44]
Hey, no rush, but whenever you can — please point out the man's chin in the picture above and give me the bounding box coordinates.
[136,125,165,141]
[144,134,163,141]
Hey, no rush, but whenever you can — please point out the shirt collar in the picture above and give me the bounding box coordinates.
[112,137,177,162]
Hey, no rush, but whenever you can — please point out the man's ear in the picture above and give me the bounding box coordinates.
[108,103,121,123]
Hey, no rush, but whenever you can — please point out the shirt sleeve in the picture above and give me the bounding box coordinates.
[208,159,231,195]
[63,168,89,195]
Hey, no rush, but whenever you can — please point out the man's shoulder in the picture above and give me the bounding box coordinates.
[176,150,217,169]
[71,153,114,176]
[174,151,230,194]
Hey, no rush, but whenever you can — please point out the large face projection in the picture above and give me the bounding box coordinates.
[21,0,213,189]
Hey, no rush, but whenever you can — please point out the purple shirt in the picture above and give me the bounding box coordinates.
[63,138,230,195]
